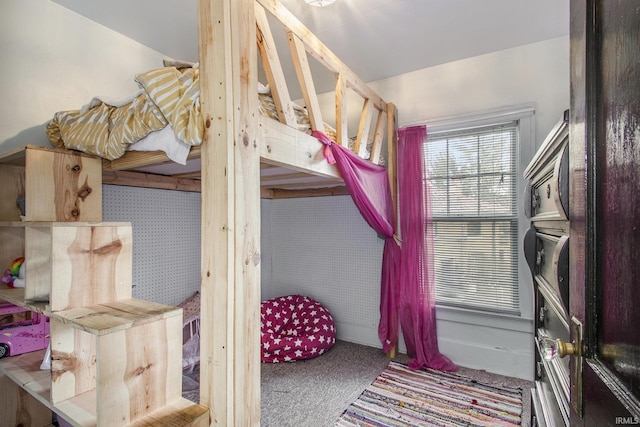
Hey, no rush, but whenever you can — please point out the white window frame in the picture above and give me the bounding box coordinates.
[420,107,535,317]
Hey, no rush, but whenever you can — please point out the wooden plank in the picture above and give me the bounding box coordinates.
[25,147,102,222]
[197,0,234,423]
[0,349,52,410]
[47,224,132,311]
[50,321,96,405]
[370,109,387,165]
[50,298,181,336]
[0,370,52,427]
[255,4,297,127]
[257,0,387,112]
[54,389,98,427]
[387,103,398,224]
[269,186,350,199]
[0,287,48,314]
[264,180,342,190]
[258,116,341,180]
[24,226,52,303]
[95,316,182,425]
[127,398,209,427]
[354,98,373,158]
[335,74,348,146]
[0,225,25,276]
[0,164,25,221]
[102,147,203,172]
[287,31,323,132]
[199,0,261,425]
[102,170,201,192]
[229,0,261,424]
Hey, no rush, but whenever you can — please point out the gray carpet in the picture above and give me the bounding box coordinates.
[182,340,533,426]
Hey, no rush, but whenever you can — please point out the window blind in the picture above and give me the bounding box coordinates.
[425,122,520,314]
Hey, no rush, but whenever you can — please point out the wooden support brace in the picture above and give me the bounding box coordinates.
[287,31,323,132]
[255,4,297,127]
[335,74,348,146]
[198,0,261,425]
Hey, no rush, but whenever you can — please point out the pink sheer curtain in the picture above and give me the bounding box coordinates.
[312,131,401,353]
[313,129,456,370]
[398,125,457,371]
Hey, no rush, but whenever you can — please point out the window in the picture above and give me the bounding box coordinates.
[425,121,519,314]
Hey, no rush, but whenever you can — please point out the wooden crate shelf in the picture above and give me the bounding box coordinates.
[0,145,205,426]
[0,349,207,427]
[0,287,49,314]
[0,349,51,407]
[0,145,102,223]
[49,298,182,336]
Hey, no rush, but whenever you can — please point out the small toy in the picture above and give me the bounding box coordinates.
[1,257,26,288]
[0,302,50,359]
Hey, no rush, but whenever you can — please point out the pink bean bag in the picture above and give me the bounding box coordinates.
[261,295,336,363]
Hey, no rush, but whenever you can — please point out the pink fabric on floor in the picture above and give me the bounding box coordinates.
[261,295,336,363]
[398,126,457,371]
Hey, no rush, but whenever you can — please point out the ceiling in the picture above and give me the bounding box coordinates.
[48,0,570,191]
[51,0,570,95]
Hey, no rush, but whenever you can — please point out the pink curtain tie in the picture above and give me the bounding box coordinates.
[311,130,336,165]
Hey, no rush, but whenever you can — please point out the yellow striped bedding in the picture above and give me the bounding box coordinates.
[46,67,202,160]
[45,65,339,162]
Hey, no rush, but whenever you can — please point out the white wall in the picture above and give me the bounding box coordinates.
[265,36,570,380]
[0,0,166,153]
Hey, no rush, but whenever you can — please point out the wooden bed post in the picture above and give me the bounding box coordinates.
[198,0,261,425]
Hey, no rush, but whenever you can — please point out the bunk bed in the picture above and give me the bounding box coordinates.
[42,0,399,425]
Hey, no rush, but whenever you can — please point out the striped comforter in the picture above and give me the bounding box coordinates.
[46,67,202,160]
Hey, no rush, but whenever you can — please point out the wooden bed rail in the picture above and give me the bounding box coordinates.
[256,0,392,166]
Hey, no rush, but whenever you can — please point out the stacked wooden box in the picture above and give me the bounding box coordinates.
[0,146,207,427]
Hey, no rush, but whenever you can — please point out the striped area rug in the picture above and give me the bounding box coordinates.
[336,361,522,426]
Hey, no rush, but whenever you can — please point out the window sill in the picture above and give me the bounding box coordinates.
[435,304,534,333]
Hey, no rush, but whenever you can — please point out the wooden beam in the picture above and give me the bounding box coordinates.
[260,171,313,183]
[370,109,387,165]
[387,103,398,226]
[258,115,341,180]
[257,0,387,112]
[268,186,350,199]
[354,98,373,158]
[335,74,348,146]
[102,146,202,172]
[287,31,323,131]
[102,170,201,192]
[264,180,342,190]
[255,3,297,127]
[198,0,261,425]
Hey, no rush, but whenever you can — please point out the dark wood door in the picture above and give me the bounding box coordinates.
[570,0,640,425]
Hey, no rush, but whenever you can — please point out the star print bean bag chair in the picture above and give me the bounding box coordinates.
[261,294,336,363]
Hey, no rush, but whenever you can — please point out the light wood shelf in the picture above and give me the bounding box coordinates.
[0,287,49,314]
[0,349,208,427]
[49,298,182,336]
[0,146,206,426]
[0,349,50,408]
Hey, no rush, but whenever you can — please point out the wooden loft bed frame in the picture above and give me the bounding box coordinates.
[195,2,397,424]
[42,0,397,424]
[100,0,398,203]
